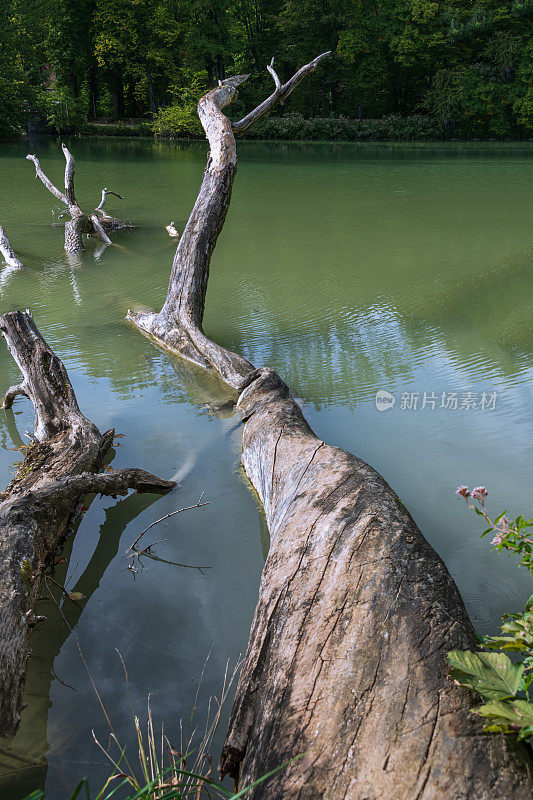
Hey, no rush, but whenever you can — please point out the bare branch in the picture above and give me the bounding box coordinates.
[232,51,332,134]
[0,227,24,269]
[90,214,112,245]
[95,188,125,214]
[61,143,77,207]
[26,154,68,206]
[31,468,176,505]
[128,492,209,551]
[266,57,282,91]
[3,383,29,408]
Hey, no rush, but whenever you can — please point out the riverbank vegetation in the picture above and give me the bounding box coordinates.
[449,487,533,742]
[1,0,531,141]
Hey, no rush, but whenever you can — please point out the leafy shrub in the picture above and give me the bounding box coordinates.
[152,103,203,138]
[449,486,533,743]
[425,64,529,138]
[0,75,28,137]
[36,87,88,135]
[85,122,153,137]
[246,112,446,142]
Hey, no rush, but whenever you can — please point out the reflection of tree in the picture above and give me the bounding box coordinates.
[222,249,533,407]
[0,490,165,795]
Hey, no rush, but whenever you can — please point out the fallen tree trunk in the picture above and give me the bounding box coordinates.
[0,311,175,738]
[127,59,533,798]
[0,226,24,269]
[26,145,133,253]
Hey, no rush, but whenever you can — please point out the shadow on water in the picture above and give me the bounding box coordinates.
[0,489,168,797]
[0,409,180,797]
[0,349,246,798]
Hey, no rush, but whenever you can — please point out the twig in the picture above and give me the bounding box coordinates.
[128,492,209,551]
[127,544,211,574]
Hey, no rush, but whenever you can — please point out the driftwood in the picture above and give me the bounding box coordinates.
[126,58,533,798]
[26,145,133,253]
[0,226,24,270]
[0,311,175,738]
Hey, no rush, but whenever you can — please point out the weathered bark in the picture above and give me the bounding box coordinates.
[126,57,533,798]
[0,311,175,738]
[26,146,133,253]
[0,226,24,269]
[220,369,533,799]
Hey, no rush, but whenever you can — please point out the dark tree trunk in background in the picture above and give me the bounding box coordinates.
[207,57,215,87]
[70,72,79,98]
[147,66,157,114]
[127,53,533,799]
[89,69,99,117]
[110,72,125,118]
[216,54,226,82]
[0,312,175,738]
[358,88,364,120]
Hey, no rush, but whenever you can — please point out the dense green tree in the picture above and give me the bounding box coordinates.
[0,0,531,137]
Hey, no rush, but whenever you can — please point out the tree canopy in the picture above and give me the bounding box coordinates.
[0,0,531,138]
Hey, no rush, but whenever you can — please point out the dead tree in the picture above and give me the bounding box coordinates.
[0,226,24,269]
[26,144,133,254]
[0,311,175,738]
[127,58,533,798]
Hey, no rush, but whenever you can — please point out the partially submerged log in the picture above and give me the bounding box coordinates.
[26,145,133,253]
[166,221,180,238]
[94,187,133,232]
[0,226,24,269]
[0,311,175,738]
[127,59,533,797]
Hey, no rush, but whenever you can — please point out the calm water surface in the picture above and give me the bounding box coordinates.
[0,138,532,797]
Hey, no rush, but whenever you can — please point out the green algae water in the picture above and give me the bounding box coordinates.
[0,138,532,798]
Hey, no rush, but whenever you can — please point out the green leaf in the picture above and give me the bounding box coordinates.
[526,594,533,612]
[483,635,527,652]
[476,699,533,727]
[517,724,533,741]
[447,650,524,699]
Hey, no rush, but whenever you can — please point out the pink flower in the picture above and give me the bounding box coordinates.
[499,516,510,531]
[471,486,488,502]
[491,533,505,546]
[456,486,470,498]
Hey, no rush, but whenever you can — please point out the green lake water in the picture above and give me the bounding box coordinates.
[0,137,532,798]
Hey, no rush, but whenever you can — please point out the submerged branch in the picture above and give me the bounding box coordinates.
[0,226,24,270]
[128,492,209,551]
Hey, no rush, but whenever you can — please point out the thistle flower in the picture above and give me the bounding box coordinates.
[456,486,470,498]
[471,486,488,502]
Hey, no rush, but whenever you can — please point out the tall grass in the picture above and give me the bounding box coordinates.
[23,651,293,800]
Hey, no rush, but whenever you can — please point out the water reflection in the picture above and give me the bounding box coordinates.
[0,490,168,795]
[0,138,531,798]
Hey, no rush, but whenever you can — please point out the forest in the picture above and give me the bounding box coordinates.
[1,0,532,140]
